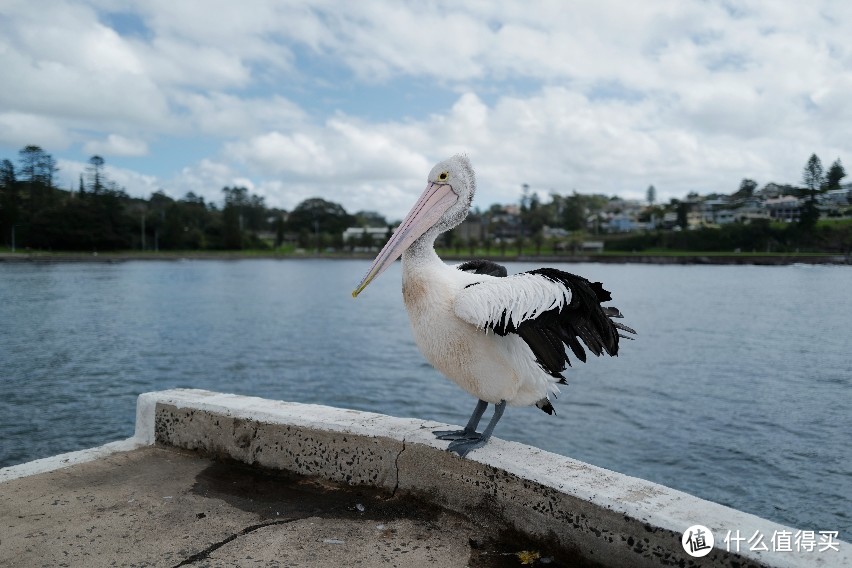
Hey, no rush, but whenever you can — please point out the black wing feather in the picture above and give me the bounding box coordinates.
[516,268,635,378]
[457,259,508,278]
[456,262,635,379]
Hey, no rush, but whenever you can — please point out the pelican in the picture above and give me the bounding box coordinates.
[353,155,635,457]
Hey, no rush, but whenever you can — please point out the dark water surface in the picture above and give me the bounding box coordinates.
[1,260,849,538]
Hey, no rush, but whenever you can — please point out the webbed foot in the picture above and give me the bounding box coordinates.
[432,428,479,441]
[446,435,488,457]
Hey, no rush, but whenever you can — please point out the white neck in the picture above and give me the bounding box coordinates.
[402,226,443,270]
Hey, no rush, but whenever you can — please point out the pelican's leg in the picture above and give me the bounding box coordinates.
[433,399,488,441]
[446,400,506,457]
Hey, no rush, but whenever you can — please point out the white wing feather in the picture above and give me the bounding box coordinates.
[454,273,572,331]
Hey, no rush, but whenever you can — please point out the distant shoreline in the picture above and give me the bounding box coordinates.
[1,251,850,265]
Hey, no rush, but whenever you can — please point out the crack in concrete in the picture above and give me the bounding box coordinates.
[171,517,306,567]
[391,438,406,497]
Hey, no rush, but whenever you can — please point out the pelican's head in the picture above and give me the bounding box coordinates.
[352,154,475,297]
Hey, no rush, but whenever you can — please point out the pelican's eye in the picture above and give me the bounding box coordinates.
[438,171,449,181]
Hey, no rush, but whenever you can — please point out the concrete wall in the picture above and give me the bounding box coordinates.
[141,389,846,568]
[2,388,846,567]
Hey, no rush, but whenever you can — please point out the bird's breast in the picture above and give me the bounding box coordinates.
[401,267,520,402]
[403,270,471,370]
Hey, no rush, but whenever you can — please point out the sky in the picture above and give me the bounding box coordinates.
[1,0,851,220]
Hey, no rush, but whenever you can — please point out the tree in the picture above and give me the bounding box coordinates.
[0,159,15,188]
[18,145,44,183]
[646,185,656,206]
[16,146,58,224]
[358,228,373,249]
[735,179,757,198]
[0,159,19,247]
[520,190,549,235]
[520,183,531,212]
[800,154,823,230]
[802,154,824,194]
[825,159,846,191]
[222,203,243,249]
[87,155,105,194]
[275,215,285,248]
[562,192,586,231]
[353,210,388,228]
[676,201,689,230]
[221,186,248,249]
[286,198,354,236]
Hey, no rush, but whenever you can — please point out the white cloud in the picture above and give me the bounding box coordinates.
[3,0,852,220]
[225,118,430,182]
[172,93,307,137]
[0,113,70,149]
[84,134,149,157]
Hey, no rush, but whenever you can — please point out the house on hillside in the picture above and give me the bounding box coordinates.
[757,183,800,199]
[606,213,642,233]
[734,198,771,223]
[764,196,801,222]
[820,189,851,207]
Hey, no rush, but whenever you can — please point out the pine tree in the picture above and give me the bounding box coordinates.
[800,154,823,229]
[646,185,656,206]
[825,159,846,190]
[87,155,105,194]
[802,154,824,194]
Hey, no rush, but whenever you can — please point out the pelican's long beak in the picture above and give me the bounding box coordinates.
[352,182,457,297]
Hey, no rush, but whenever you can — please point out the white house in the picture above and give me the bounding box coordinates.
[342,226,392,247]
[764,196,801,222]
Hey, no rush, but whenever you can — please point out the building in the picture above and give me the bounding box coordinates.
[734,198,771,223]
[606,214,641,233]
[764,196,801,222]
[342,226,392,249]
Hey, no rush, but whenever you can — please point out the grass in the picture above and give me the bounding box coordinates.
[818,218,852,228]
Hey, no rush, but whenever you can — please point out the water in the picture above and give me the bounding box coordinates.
[0,259,849,538]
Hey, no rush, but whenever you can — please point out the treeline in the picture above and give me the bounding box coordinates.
[605,220,852,254]
[3,144,851,254]
[0,145,387,251]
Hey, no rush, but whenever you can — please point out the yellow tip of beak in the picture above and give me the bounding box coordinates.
[351,289,360,298]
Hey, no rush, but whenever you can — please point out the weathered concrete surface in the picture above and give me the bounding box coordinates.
[0,445,564,567]
[1,389,848,568]
[147,389,849,568]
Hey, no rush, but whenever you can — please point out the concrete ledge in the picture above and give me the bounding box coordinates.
[140,389,846,568]
[2,389,847,567]
[0,390,156,483]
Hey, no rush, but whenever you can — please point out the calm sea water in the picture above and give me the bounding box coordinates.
[0,259,849,538]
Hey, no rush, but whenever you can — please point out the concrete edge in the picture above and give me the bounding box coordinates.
[0,438,145,483]
[0,391,165,482]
